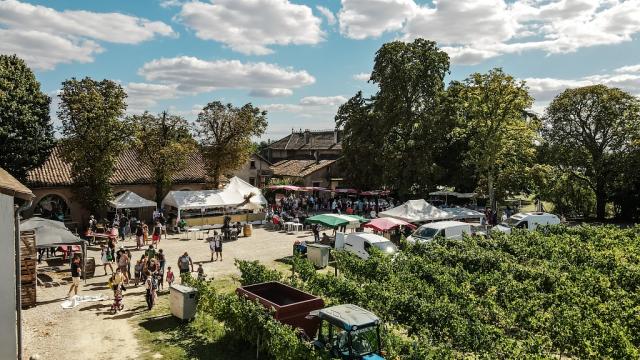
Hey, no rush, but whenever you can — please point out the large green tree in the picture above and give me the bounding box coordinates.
[449,68,538,210]
[196,101,268,188]
[58,77,130,216]
[337,39,452,196]
[130,111,197,204]
[335,91,384,190]
[543,85,640,220]
[0,54,54,182]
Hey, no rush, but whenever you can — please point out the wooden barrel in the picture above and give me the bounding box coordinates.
[85,257,96,278]
[243,224,252,237]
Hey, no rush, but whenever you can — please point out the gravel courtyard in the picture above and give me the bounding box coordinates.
[22,226,314,360]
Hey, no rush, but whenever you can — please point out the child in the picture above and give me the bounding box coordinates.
[157,270,164,291]
[166,266,175,288]
[142,223,149,245]
[197,263,206,281]
[134,260,142,286]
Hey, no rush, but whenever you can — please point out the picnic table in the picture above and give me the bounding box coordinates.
[285,222,304,233]
[86,231,116,245]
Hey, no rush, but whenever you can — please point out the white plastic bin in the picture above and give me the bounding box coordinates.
[306,243,331,268]
[169,284,198,320]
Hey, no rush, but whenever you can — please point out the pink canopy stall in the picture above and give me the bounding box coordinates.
[363,217,416,232]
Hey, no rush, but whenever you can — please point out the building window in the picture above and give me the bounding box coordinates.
[312,181,321,188]
[250,160,256,169]
[249,177,256,186]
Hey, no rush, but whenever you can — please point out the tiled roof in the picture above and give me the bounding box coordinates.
[0,167,34,200]
[271,159,336,178]
[27,146,209,187]
[268,130,342,151]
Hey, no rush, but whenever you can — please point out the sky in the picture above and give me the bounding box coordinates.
[1,0,639,141]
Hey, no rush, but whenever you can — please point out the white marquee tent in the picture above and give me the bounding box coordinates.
[109,191,157,209]
[161,177,267,219]
[442,207,485,222]
[379,199,453,223]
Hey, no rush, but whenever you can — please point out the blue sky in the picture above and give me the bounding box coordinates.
[1,0,639,140]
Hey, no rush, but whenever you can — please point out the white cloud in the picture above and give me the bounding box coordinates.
[0,0,175,70]
[178,0,324,55]
[338,0,416,39]
[316,5,336,25]
[0,29,102,70]
[249,88,293,98]
[159,0,183,8]
[125,82,179,113]
[299,96,348,106]
[615,64,640,73]
[353,72,370,81]
[263,95,347,115]
[404,0,517,46]
[337,0,640,65]
[525,64,640,113]
[138,56,315,96]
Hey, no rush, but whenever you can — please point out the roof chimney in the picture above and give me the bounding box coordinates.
[304,129,310,144]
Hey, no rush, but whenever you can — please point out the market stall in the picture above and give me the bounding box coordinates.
[21,217,87,281]
[108,191,156,209]
[379,199,453,223]
[442,207,485,222]
[364,217,416,232]
[162,176,267,227]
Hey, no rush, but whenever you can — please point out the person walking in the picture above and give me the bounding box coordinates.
[178,252,194,283]
[312,224,320,243]
[100,245,114,276]
[209,233,217,262]
[213,234,223,262]
[166,266,175,288]
[135,222,144,250]
[144,270,155,310]
[152,220,162,245]
[117,249,130,283]
[67,256,82,298]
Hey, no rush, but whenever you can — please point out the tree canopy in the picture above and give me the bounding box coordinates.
[196,101,268,188]
[58,77,130,216]
[130,111,197,204]
[337,39,453,197]
[0,54,54,182]
[449,68,539,210]
[542,85,640,219]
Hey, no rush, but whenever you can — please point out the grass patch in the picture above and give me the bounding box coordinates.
[132,279,255,360]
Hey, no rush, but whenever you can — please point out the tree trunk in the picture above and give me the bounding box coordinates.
[488,172,496,211]
[595,180,607,220]
[155,181,164,207]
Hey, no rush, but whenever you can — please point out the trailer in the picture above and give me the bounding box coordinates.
[237,282,386,360]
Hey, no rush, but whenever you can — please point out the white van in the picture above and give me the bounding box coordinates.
[340,232,398,260]
[407,221,472,243]
[493,212,560,234]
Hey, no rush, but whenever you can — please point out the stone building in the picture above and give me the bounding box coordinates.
[270,159,341,189]
[26,146,275,228]
[265,129,342,163]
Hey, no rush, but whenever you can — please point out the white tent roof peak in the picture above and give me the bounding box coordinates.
[109,191,157,209]
[379,199,452,223]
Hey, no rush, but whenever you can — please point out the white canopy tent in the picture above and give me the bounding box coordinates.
[109,191,157,209]
[442,207,485,222]
[162,176,267,219]
[21,217,87,281]
[379,199,453,223]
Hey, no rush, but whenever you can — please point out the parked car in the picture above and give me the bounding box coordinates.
[337,232,398,260]
[406,221,472,243]
[492,212,560,234]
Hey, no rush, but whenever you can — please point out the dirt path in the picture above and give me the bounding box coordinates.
[23,226,312,359]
